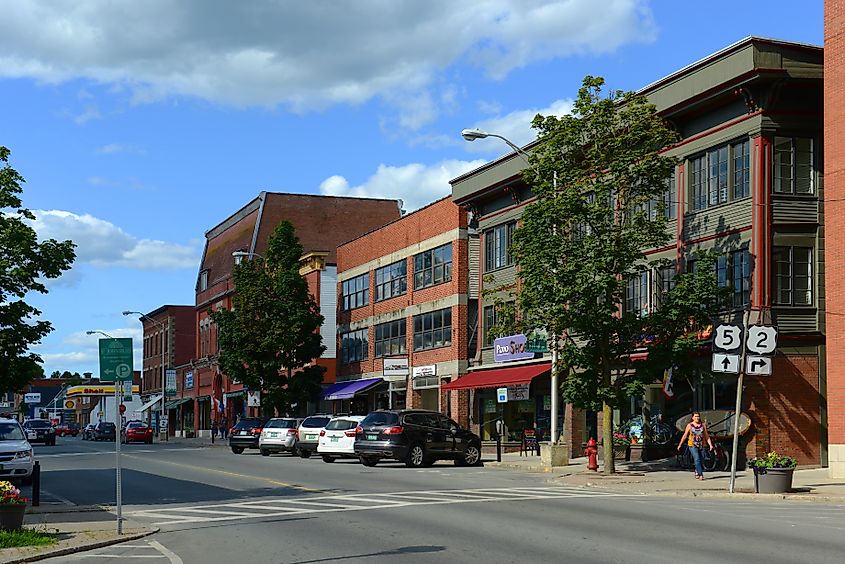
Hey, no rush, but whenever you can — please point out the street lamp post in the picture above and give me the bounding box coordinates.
[461,128,562,449]
[123,311,168,441]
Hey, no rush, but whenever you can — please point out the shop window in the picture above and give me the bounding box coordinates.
[342,273,369,311]
[774,137,814,194]
[484,221,516,271]
[374,319,406,357]
[375,260,407,302]
[340,328,368,364]
[413,308,452,351]
[773,246,813,306]
[414,243,452,289]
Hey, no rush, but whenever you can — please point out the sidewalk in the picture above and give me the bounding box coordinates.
[486,451,845,502]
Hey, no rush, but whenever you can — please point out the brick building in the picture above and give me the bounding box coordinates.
[335,197,475,424]
[188,192,401,435]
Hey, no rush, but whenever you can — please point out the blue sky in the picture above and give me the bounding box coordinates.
[0,1,823,379]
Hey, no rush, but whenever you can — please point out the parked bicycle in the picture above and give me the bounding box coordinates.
[617,414,674,445]
[676,440,731,472]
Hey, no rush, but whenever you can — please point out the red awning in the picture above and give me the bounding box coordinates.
[442,363,551,391]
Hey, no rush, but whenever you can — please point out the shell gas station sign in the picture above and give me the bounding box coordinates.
[66,385,140,397]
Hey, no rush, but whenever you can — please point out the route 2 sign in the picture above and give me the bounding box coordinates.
[746,325,778,355]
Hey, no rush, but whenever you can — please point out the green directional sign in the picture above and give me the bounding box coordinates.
[98,338,134,382]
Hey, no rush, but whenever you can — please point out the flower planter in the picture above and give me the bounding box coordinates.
[753,467,795,494]
[0,504,26,531]
[612,445,630,460]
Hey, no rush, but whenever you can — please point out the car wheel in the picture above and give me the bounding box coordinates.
[299,448,311,459]
[261,449,270,457]
[360,456,379,467]
[322,455,336,463]
[456,444,482,467]
[405,444,427,468]
[231,446,244,454]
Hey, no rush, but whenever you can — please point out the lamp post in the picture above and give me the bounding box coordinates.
[122,311,167,441]
[461,128,562,449]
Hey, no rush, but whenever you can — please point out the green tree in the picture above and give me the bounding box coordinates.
[0,147,75,393]
[212,221,325,416]
[511,77,723,473]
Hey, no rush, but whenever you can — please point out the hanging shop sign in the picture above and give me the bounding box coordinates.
[494,334,535,363]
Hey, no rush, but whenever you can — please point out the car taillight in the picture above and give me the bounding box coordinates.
[355,426,363,435]
[344,430,356,438]
[319,430,326,437]
[383,426,404,435]
[251,428,262,435]
[287,429,297,434]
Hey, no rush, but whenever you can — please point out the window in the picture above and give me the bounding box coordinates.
[654,262,676,309]
[413,308,452,351]
[342,273,369,310]
[662,174,677,220]
[773,246,813,306]
[485,221,516,271]
[340,328,368,364]
[374,319,406,357]
[708,146,729,207]
[731,249,751,308]
[482,301,514,347]
[715,255,729,289]
[690,155,708,211]
[690,139,752,211]
[774,137,813,194]
[199,270,209,291]
[733,140,750,199]
[375,260,407,302]
[414,243,453,289]
[625,271,650,316]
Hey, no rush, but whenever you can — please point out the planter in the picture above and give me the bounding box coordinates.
[0,504,26,531]
[753,467,795,494]
[612,445,630,460]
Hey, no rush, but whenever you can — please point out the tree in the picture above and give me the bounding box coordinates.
[212,221,326,416]
[511,77,723,473]
[0,147,75,393]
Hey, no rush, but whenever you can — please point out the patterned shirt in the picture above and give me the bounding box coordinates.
[688,423,705,448]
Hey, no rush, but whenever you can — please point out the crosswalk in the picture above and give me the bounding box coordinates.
[126,486,635,527]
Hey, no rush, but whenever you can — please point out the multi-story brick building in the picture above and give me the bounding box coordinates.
[451,37,825,465]
[335,197,475,424]
[189,192,401,435]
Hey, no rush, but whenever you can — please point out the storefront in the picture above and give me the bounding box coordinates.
[320,377,385,415]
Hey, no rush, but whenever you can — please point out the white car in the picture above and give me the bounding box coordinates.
[317,415,365,463]
[0,418,34,484]
[258,418,302,456]
[295,415,332,458]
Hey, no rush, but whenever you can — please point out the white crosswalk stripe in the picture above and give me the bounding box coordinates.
[125,486,635,527]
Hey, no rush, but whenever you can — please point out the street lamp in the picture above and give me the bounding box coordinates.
[461,128,561,447]
[232,250,264,265]
[122,310,167,441]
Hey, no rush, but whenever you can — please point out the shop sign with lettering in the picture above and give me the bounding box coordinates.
[493,334,535,363]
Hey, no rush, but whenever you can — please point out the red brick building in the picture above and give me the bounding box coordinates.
[335,197,475,425]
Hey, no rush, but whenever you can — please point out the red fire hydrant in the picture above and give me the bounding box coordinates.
[585,437,599,472]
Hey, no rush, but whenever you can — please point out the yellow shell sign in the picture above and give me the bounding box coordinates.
[64,400,75,409]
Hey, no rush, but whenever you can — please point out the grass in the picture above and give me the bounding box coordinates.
[0,528,58,549]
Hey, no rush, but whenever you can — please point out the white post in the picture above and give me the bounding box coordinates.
[550,336,559,443]
[115,382,123,534]
[728,309,751,494]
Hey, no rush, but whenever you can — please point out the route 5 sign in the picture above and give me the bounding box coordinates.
[714,324,742,351]
[746,325,778,355]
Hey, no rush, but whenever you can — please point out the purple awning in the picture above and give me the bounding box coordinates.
[322,377,384,401]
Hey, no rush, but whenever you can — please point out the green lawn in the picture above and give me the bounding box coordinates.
[0,528,58,549]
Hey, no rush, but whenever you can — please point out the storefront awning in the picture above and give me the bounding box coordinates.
[196,395,210,403]
[322,377,384,401]
[138,395,163,413]
[224,391,244,398]
[441,363,551,391]
[164,398,192,410]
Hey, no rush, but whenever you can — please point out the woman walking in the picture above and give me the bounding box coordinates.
[677,412,714,480]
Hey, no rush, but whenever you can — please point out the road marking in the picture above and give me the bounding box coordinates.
[39,488,76,506]
[37,447,207,459]
[148,540,184,564]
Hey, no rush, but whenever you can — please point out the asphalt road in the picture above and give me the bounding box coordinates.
[32,438,845,564]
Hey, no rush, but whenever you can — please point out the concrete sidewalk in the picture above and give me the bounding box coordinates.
[486,451,845,502]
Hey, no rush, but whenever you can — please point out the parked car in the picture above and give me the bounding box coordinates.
[81,423,97,440]
[295,415,332,458]
[0,417,34,484]
[93,422,117,441]
[55,422,80,437]
[121,421,153,444]
[354,410,482,468]
[317,415,365,463]
[229,417,265,454]
[258,418,302,456]
[22,419,56,446]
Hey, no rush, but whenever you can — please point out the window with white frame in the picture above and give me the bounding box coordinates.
[624,271,650,316]
[199,270,209,291]
[773,246,813,306]
[774,137,813,194]
[340,328,368,364]
[342,273,369,311]
[375,260,407,302]
[414,243,452,289]
[484,221,516,271]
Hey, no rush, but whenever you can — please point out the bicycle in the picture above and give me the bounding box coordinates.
[676,441,731,472]
[618,414,674,445]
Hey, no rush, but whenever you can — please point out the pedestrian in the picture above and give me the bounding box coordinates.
[677,412,714,480]
[221,416,228,439]
[211,421,218,440]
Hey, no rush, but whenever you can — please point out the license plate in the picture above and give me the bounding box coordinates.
[240,431,249,436]
[330,436,339,442]
[306,434,316,441]
[366,434,378,441]
[269,432,278,438]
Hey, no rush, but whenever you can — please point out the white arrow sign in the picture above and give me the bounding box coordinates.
[747,325,778,355]
[746,356,772,375]
[714,324,742,351]
[712,353,740,374]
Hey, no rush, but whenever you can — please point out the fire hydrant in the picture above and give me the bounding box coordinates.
[585,437,599,472]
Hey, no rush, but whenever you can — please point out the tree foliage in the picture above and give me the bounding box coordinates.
[510,77,724,472]
[0,147,76,393]
[212,221,325,416]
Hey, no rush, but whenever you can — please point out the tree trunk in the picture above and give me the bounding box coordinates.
[603,401,615,474]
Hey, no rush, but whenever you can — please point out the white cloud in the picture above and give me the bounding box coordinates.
[463,98,575,152]
[73,105,101,124]
[0,1,656,112]
[30,210,199,270]
[319,159,487,212]
[96,143,144,155]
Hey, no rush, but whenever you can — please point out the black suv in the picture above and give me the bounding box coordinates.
[93,422,116,441]
[229,417,265,454]
[354,410,482,468]
[23,419,56,446]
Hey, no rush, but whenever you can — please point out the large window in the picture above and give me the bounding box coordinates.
[413,308,452,351]
[375,260,407,302]
[731,249,751,308]
[342,273,369,311]
[374,319,406,357]
[774,137,813,194]
[482,301,514,347]
[340,328,368,364]
[414,243,453,289]
[663,174,677,220]
[625,271,650,316]
[690,140,751,211]
[773,246,813,306]
[484,221,516,271]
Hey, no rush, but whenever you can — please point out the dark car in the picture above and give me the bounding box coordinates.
[22,419,56,446]
[93,422,116,441]
[354,410,482,468]
[121,421,153,444]
[55,422,80,437]
[228,418,265,454]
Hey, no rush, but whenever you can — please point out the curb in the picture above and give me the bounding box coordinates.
[0,527,159,564]
[566,481,845,503]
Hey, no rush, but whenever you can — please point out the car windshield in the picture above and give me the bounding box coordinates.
[26,420,52,428]
[361,412,399,426]
[325,419,358,431]
[128,422,147,429]
[234,419,262,429]
[265,419,297,429]
[0,423,25,441]
[301,417,330,428]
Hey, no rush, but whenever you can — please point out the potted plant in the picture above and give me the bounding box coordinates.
[748,451,797,494]
[0,480,28,530]
[612,433,631,460]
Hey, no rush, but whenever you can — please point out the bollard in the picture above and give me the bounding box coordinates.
[496,434,502,462]
[32,461,40,506]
